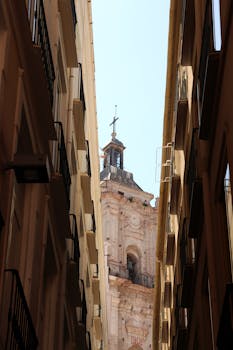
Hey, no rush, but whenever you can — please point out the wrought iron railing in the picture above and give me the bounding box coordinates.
[26,0,55,104]
[187,131,197,202]
[93,304,101,318]
[132,273,154,288]
[178,67,188,100]
[53,122,71,209]
[92,203,96,232]
[69,214,80,264]
[199,9,211,106]
[79,64,86,110]
[5,269,38,350]
[70,0,77,33]
[93,264,99,278]
[86,331,92,350]
[109,267,154,288]
[85,140,91,177]
[0,210,4,233]
[80,280,87,327]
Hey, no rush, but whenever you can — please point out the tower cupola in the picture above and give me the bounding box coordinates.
[102,106,125,169]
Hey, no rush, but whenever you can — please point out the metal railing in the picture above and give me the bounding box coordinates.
[80,280,87,327]
[85,140,91,177]
[0,210,4,233]
[86,331,92,350]
[26,0,55,104]
[178,67,188,100]
[78,64,86,110]
[187,131,197,202]
[93,264,99,278]
[53,122,71,209]
[5,269,38,350]
[131,273,154,288]
[109,267,154,288]
[93,304,101,318]
[69,214,80,264]
[70,0,77,33]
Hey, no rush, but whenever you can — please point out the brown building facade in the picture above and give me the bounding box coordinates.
[0,1,106,349]
[153,1,233,349]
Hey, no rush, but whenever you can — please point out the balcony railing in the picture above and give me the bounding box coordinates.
[197,1,220,139]
[53,122,71,208]
[4,269,38,350]
[80,280,87,328]
[181,0,195,65]
[109,267,154,288]
[86,331,92,350]
[69,214,80,264]
[187,130,197,203]
[217,284,233,349]
[0,210,4,233]
[26,0,55,105]
[70,0,77,32]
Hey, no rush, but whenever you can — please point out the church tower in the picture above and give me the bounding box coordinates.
[100,115,158,350]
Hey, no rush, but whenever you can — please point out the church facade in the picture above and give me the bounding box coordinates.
[100,125,158,349]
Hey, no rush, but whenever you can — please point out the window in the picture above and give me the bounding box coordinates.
[224,163,233,276]
[212,0,222,51]
[127,254,138,283]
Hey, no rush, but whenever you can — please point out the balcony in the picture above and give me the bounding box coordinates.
[50,122,71,238]
[58,0,78,67]
[175,68,188,150]
[9,154,51,183]
[66,215,81,306]
[80,141,92,214]
[170,175,181,215]
[4,269,38,349]
[92,264,100,305]
[174,307,188,349]
[217,284,233,349]
[128,272,154,288]
[53,122,71,209]
[69,214,80,263]
[164,282,172,308]
[180,237,195,307]
[86,331,92,350]
[76,282,88,348]
[181,0,195,65]
[188,179,203,238]
[86,230,98,264]
[66,260,81,307]
[161,320,169,343]
[93,305,102,341]
[186,130,197,202]
[166,233,175,265]
[73,99,85,150]
[197,3,220,140]
[0,210,4,233]
[26,0,55,104]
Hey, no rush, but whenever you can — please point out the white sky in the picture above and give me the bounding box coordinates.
[92,1,170,198]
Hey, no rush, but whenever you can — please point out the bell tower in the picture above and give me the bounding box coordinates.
[100,109,158,350]
[102,106,125,169]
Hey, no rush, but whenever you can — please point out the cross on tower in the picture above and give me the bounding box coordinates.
[109,105,119,138]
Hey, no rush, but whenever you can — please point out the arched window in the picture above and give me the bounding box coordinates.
[127,253,139,283]
[128,345,143,350]
[126,245,141,284]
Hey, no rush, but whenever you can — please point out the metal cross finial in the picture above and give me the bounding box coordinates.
[109,105,119,139]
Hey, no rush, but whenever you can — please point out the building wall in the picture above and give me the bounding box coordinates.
[0,1,106,349]
[153,0,233,349]
[101,178,158,349]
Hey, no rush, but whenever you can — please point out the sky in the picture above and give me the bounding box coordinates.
[92,1,170,199]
